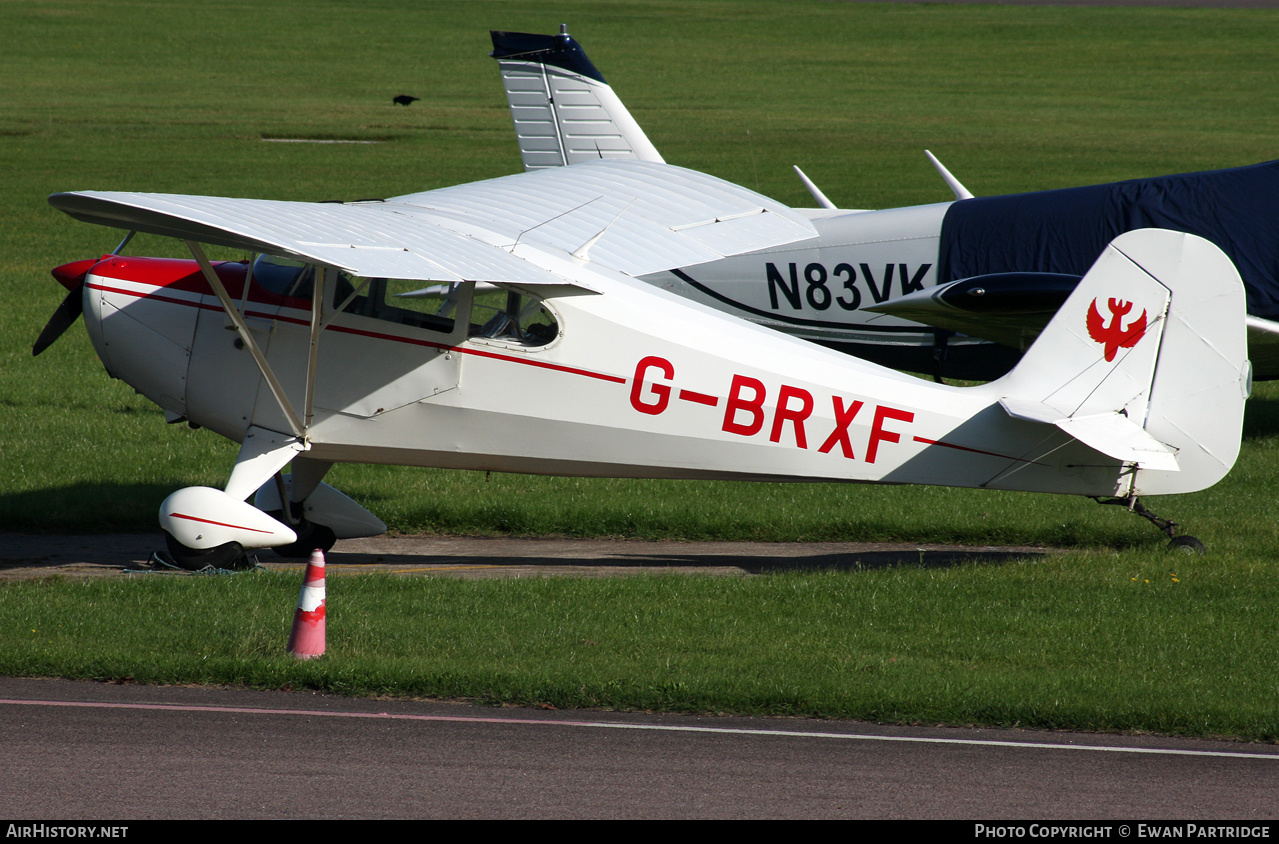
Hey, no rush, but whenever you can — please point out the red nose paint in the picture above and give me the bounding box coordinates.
[49,258,99,291]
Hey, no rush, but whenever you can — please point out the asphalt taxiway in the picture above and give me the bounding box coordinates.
[3,677,1277,820]
[2,535,1276,819]
[0,532,1057,580]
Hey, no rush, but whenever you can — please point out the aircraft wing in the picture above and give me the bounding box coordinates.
[52,161,815,284]
[49,190,595,288]
[865,272,1080,351]
[385,160,818,278]
[1245,316,1279,380]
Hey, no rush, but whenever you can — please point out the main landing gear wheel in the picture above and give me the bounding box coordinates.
[1167,535,1206,556]
[263,515,337,559]
[161,532,252,571]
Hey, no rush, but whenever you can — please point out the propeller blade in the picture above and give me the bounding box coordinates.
[32,283,85,356]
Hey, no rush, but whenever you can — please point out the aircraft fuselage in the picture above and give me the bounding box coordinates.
[75,242,1223,501]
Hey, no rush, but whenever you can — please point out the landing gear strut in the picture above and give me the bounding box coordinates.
[262,512,337,558]
[1095,496,1205,555]
[262,471,338,559]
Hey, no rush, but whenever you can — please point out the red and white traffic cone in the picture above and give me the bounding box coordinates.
[287,549,326,659]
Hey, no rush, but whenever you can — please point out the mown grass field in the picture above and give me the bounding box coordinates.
[2,0,1278,738]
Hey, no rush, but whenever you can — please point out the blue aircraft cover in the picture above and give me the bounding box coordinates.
[938,160,1279,320]
[489,30,606,84]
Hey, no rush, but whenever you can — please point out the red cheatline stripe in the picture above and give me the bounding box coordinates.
[88,281,221,313]
[459,345,626,383]
[678,389,719,406]
[913,436,1046,467]
[170,512,275,534]
[91,281,626,385]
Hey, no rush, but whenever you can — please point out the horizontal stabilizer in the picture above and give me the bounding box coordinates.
[1000,399,1178,471]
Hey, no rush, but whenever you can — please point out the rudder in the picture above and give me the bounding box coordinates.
[490,26,663,170]
[996,229,1249,495]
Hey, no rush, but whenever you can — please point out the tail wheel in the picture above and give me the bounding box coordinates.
[161,532,252,571]
[1167,535,1206,556]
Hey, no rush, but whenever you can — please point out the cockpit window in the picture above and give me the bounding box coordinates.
[253,254,358,312]
[252,254,314,299]
[470,287,558,347]
[249,259,558,347]
[342,279,460,335]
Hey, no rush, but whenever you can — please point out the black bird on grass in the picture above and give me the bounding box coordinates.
[393,94,420,106]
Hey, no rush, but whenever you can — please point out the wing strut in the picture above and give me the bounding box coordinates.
[112,230,136,255]
[304,267,326,430]
[185,241,307,439]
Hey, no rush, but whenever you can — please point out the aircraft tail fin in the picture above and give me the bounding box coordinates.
[490,26,663,170]
[995,228,1249,495]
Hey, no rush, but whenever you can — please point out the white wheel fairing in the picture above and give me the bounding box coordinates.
[160,486,297,550]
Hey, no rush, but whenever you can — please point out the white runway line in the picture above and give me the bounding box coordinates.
[3,697,1276,761]
[261,138,381,144]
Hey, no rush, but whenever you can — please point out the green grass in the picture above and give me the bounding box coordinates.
[3,561,1275,739]
[2,0,1279,737]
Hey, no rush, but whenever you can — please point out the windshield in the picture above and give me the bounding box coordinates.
[252,254,313,299]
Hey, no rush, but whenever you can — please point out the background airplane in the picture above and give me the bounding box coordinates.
[489,26,1279,382]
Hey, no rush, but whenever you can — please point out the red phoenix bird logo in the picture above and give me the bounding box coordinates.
[1086,297,1148,362]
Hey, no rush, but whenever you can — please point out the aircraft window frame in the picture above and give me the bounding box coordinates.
[248,260,560,349]
[467,285,561,350]
[331,277,475,344]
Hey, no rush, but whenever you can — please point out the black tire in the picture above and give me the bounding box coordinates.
[1168,535,1206,556]
[162,532,251,571]
[267,518,338,559]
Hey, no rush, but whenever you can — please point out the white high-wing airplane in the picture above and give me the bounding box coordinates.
[490,26,1279,381]
[40,156,1248,567]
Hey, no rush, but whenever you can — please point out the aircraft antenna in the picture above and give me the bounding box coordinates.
[571,200,635,262]
[925,150,974,201]
[793,166,836,210]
